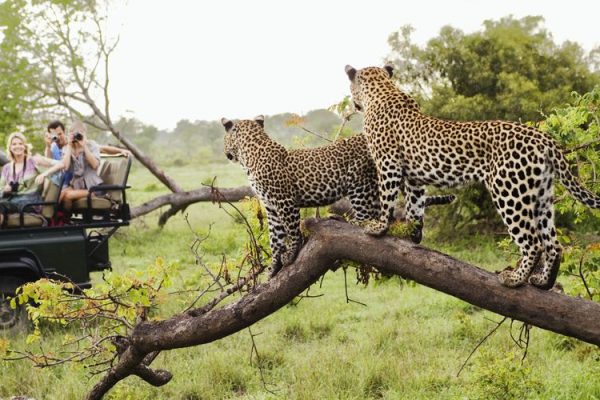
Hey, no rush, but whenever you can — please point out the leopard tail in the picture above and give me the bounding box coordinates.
[551,144,600,208]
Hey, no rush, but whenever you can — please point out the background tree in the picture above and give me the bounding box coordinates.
[386,16,600,230]
[0,1,44,146]
[387,16,600,121]
[0,0,185,195]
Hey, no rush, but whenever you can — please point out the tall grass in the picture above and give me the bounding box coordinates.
[1,162,599,400]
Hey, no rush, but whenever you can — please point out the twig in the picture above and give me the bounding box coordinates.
[566,137,600,154]
[578,251,594,300]
[297,126,333,143]
[248,327,278,395]
[456,317,507,377]
[342,267,367,307]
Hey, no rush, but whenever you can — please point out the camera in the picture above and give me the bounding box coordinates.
[51,135,58,142]
[73,132,83,142]
[9,181,19,192]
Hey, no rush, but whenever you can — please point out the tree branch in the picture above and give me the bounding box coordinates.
[130,185,256,220]
[85,218,600,399]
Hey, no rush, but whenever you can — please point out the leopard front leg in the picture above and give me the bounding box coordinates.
[347,174,381,224]
[264,204,287,277]
[365,156,403,236]
[279,201,303,268]
[267,199,302,278]
[403,181,426,244]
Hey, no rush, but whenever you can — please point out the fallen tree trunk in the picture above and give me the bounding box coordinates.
[86,218,600,399]
[130,185,255,221]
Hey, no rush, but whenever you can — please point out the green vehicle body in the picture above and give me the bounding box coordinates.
[0,155,132,330]
[0,220,128,330]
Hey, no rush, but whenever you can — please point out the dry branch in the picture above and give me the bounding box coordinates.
[86,218,600,399]
[130,185,255,221]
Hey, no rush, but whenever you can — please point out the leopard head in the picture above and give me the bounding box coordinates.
[221,115,265,163]
[345,65,394,112]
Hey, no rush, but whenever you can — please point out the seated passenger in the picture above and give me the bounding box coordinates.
[38,123,104,212]
[45,120,132,167]
[0,133,45,226]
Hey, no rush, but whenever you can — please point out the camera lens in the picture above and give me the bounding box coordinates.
[73,133,83,141]
[51,135,58,141]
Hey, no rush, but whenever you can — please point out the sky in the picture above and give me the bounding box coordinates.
[107,0,600,130]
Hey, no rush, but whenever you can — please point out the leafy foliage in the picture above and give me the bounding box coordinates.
[0,0,45,145]
[387,16,600,122]
[7,258,179,369]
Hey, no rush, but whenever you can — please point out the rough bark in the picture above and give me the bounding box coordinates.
[86,218,600,400]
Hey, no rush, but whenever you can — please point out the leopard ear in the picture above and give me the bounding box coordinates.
[384,64,394,78]
[221,118,233,132]
[345,65,357,82]
[254,115,265,127]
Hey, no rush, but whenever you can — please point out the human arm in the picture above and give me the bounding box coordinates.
[83,140,101,170]
[99,145,132,157]
[44,132,53,158]
[61,143,73,171]
[33,154,58,167]
[35,159,65,185]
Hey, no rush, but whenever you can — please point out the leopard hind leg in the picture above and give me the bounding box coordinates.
[529,171,562,289]
[488,174,543,287]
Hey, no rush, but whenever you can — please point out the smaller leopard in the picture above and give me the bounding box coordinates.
[222,115,454,276]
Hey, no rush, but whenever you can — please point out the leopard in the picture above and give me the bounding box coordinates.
[344,64,600,289]
[222,115,454,276]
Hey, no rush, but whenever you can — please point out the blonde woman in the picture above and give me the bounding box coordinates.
[0,132,45,226]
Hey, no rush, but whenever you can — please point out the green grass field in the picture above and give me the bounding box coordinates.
[1,162,599,400]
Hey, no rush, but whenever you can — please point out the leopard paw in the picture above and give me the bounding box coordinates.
[528,272,551,289]
[281,243,302,267]
[362,220,388,236]
[268,261,283,279]
[498,269,525,288]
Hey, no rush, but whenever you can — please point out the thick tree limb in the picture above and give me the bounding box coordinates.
[86,218,600,399]
[130,185,255,220]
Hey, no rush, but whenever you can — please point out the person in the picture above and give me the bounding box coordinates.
[0,132,45,226]
[45,120,132,165]
[38,123,105,211]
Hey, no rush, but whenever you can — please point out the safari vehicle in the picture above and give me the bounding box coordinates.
[0,155,132,330]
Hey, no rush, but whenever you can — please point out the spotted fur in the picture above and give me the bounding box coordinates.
[345,65,600,289]
[222,116,454,276]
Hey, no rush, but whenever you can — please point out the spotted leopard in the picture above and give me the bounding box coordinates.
[345,64,600,289]
[222,115,454,276]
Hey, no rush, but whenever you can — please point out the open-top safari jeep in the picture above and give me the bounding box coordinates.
[0,155,132,330]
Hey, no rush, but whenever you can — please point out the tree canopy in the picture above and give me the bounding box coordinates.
[386,16,600,122]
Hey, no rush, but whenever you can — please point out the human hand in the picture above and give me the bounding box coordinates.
[3,184,11,193]
[44,132,53,147]
[35,173,47,185]
[120,149,132,157]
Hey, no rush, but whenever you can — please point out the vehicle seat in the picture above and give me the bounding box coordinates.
[72,155,132,222]
[4,177,62,228]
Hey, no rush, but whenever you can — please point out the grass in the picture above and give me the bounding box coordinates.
[1,161,599,400]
